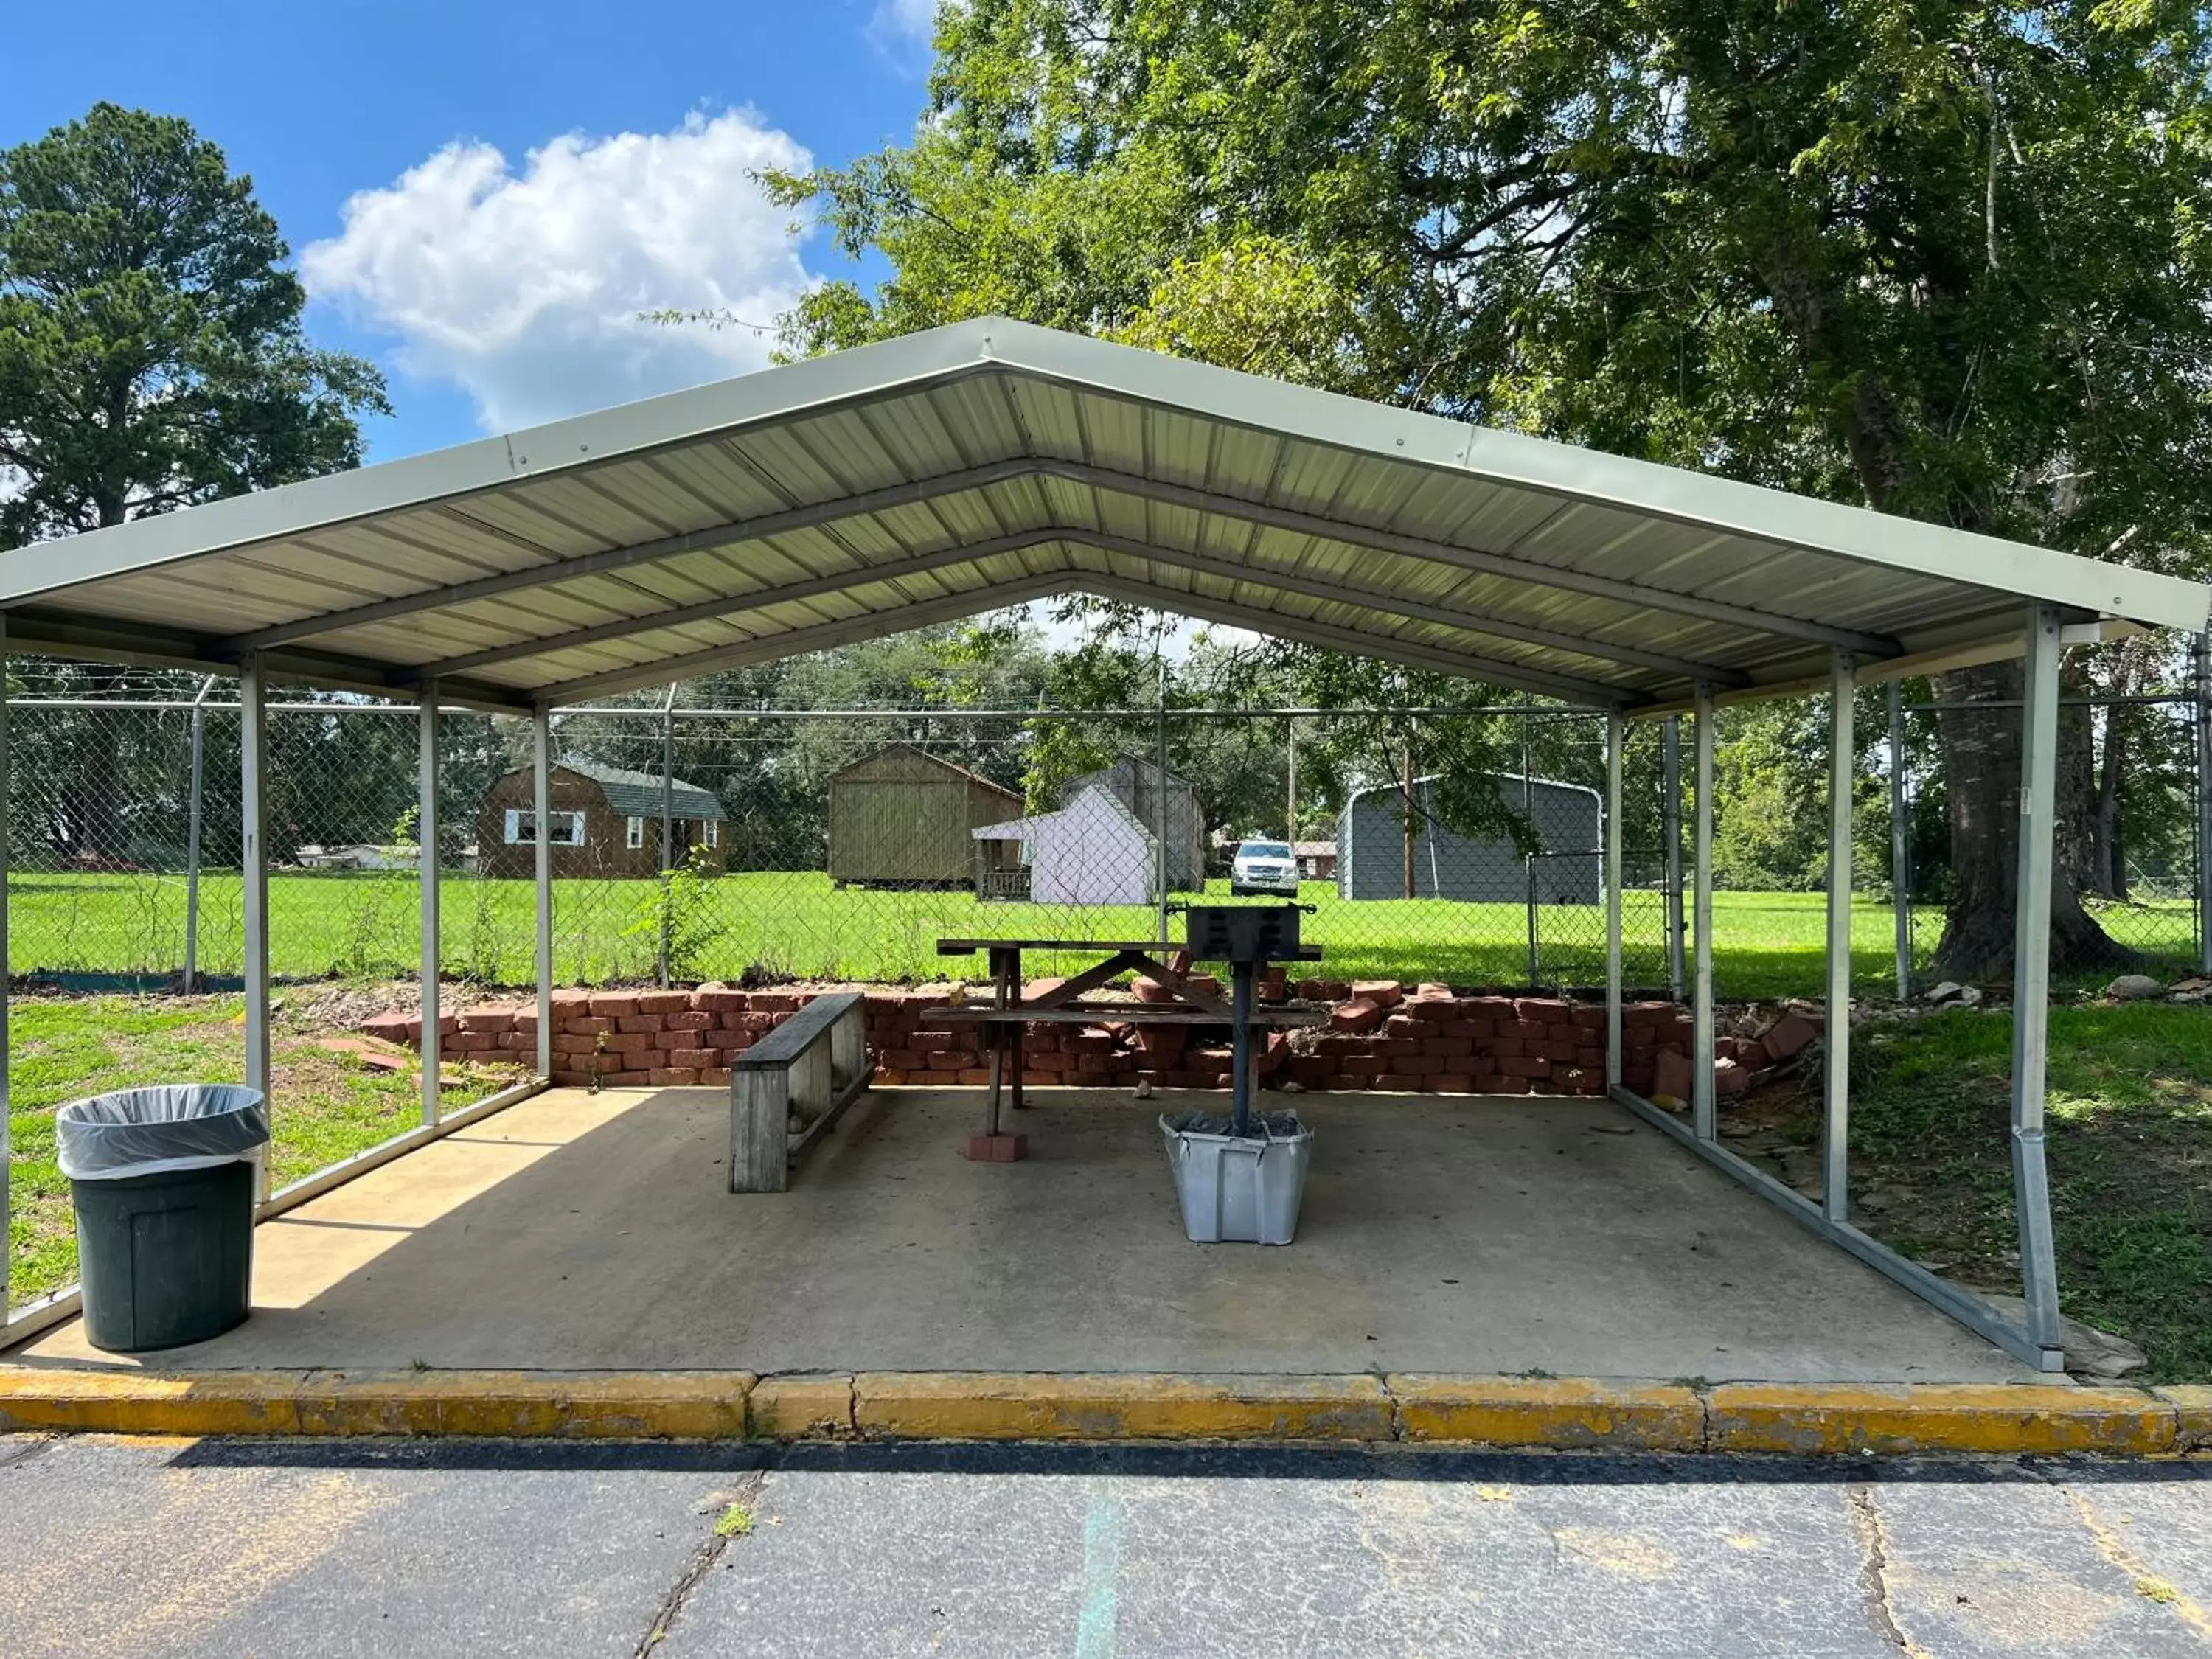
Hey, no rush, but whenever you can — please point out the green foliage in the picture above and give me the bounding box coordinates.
[0,103,388,546]
[622,849,726,984]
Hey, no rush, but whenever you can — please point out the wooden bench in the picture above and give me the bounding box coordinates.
[728,992,872,1192]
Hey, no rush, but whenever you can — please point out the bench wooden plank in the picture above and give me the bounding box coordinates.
[735,990,866,1070]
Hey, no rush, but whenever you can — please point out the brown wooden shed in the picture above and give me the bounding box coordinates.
[479,757,728,880]
[827,744,1023,888]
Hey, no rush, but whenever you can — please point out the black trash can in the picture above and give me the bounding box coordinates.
[56,1085,268,1353]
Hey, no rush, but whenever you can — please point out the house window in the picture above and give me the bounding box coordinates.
[626,815,645,849]
[702,819,719,849]
[504,809,585,846]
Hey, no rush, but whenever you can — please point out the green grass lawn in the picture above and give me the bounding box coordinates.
[4,995,520,1312]
[1842,1005,2212,1383]
[10,869,2199,1000]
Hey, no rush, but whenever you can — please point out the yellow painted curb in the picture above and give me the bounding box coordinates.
[0,1367,753,1440]
[1390,1374,1705,1450]
[0,1366,2197,1454]
[749,1374,856,1439]
[0,1367,302,1436]
[2154,1386,2212,1455]
[1706,1382,2179,1456]
[852,1371,1394,1441]
[293,1371,754,1439]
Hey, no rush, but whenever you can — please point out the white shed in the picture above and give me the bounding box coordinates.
[972,784,1159,905]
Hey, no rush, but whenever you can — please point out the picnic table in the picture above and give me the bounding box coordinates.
[928,936,1326,1152]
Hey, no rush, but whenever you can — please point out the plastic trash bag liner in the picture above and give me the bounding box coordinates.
[55,1085,269,1180]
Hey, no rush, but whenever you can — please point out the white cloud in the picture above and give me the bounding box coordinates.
[869,0,944,58]
[303,110,813,433]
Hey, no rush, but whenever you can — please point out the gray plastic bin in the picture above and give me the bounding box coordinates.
[57,1085,268,1353]
[1159,1111,1312,1244]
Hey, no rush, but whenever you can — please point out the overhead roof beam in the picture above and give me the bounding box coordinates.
[405,527,1734,690]
[1075,531,1743,686]
[532,571,1082,706]
[1068,568,1635,708]
[1034,462,1902,658]
[216,457,1041,654]
[404,532,1068,683]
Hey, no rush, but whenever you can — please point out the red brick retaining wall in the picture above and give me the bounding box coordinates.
[365,983,1705,1098]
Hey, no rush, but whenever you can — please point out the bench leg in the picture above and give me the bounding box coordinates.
[731,1069,789,1193]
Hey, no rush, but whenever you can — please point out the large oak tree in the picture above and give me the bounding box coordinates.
[0,102,386,546]
[766,0,2212,978]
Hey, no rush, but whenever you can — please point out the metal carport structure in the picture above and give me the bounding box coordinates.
[1,316,2205,1368]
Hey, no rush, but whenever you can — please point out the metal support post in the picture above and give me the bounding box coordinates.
[1691,684,1717,1141]
[2197,633,2211,973]
[658,684,676,987]
[1154,681,1170,945]
[1604,710,1624,1088]
[0,616,10,1312]
[534,706,554,1079]
[1889,678,1912,998]
[1823,653,1855,1223]
[2012,605,2066,1360]
[240,653,271,1200]
[182,673,215,992]
[1229,959,1255,1138]
[1523,714,1538,987]
[1663,716,1685,1001]
[419,680,442,1128]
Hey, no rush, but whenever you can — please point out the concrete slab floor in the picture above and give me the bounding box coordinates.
[10,1088,2034,1383]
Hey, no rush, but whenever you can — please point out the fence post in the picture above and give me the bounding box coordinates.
[182,673,215,992]
[658,685,676,988]
[1663,715,1685,1001]
[419,679,442,1129]
[240,652,271,1201]
[1823,653,1856,1224]
[1889,678,1912,999]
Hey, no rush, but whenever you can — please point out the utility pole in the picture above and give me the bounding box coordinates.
[1286,720,1298,844]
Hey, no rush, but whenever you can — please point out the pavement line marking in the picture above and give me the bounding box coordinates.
[1074,1478,1124,1659]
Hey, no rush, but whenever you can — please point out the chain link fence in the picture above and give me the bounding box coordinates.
[4,675,2202,1001]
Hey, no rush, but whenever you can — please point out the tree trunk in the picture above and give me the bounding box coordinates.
[2056,663,2104,902]
[1930,661,2132,981]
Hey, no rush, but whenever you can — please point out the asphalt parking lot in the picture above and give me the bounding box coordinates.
[2,1435,2208,1657]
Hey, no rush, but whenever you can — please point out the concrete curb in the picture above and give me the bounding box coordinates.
[0,1366,2199,1455]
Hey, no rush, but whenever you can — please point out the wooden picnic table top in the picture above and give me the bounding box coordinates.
[936,938,1176,955]
[934,937,1324,961]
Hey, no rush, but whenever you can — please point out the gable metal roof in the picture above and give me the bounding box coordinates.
[2,316,2202,717]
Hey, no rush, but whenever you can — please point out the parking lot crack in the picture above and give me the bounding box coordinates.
[633,1465,771,1656]
[1846,1484,1930,1657]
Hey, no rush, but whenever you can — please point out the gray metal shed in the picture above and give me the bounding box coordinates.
[1338,773,1601,903]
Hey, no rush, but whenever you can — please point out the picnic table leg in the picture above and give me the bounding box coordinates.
[1010,1020,1026,1113]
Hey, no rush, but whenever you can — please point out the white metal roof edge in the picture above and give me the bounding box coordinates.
[0,321,1006,606]
[973,319,2212,634]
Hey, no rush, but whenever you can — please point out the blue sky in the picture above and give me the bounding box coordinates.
[0,0,937,459]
